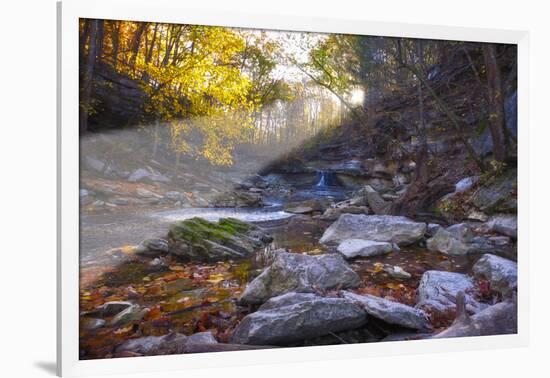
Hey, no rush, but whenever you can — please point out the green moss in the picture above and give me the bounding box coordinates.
[169,217,234,245]
[218,217,252,234]
[166,217,267,262]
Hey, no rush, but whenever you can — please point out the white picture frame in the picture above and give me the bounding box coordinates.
[57,0,530,376]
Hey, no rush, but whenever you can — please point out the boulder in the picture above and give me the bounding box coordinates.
[320,214,426,246]
[320,206,368,221]
[231,292,367,345]
[416,271,485,315]
[427,228,471,255]
[128,168,170,183]
[486,214,517,239]
[473,254,517,297]
[115,333,188,355]
[211,191,262,207]
[167,217,272,262]
[84,301,132,317]
[446,223,474,241]
[110,305,149,327]
[185,331,218,345]
[359,185,391,215]
[136,238,170,257]
[284,199,323,214]
[426,223,444,237]
[336,239,394,259]
[114,331,258,356]
[470,169,517,214]
[426,224,501,256]
[434,299,516,339]
[342,291,430,330]
[239,252,361,304]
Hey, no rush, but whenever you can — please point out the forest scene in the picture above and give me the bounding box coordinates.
[79,18,518,359]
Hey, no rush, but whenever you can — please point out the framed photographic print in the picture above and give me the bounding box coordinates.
[57,0,529,376]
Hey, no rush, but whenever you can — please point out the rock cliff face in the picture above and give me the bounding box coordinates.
[88,63,148,131]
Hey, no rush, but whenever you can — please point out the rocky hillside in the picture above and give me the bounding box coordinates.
[263,44,517,222]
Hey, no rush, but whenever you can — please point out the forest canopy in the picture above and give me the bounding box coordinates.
[79,19,516,170]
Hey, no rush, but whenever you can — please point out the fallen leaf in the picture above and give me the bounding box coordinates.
[207,274,225,284]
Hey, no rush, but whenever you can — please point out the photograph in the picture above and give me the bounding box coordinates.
[77,18,518,360]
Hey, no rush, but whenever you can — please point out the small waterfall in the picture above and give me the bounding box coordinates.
[315,170,338,187]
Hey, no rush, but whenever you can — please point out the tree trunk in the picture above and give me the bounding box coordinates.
[142,24,158,83]
[482,44,508,163]
[414,40,430,185]
[129,23,147,69]
[111,21,120,69]
[95,20,105,62]
[79,20,90,66]
[79,19,98,134]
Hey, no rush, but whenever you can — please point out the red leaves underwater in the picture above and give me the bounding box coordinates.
[79,255,249,359]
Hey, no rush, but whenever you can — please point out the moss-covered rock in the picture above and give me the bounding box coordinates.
[167,217,272,262]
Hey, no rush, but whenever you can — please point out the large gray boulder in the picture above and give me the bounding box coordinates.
[342,291,431,330]
[473,254,517,297]
[427,228,472,255]
[336,239,394,259]
[231,292,367,345]
[470,169,517,214]
[434,299,517,339]
[239,252,361,304]
[320,214,426,246]
[360,185,391,215]
[486,214,517,239]
[426,223,505,256]
[115,333,189,355]
[115,331,219,356]
[416,271,485,315]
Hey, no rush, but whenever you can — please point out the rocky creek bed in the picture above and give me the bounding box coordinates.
[79,204,517,359]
